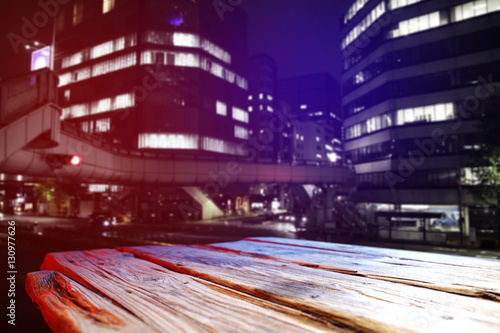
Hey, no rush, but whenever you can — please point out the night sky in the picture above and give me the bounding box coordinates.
[0,0,348,82]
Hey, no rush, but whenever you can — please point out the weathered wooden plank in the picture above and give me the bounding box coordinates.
[120,244,500,333]
[206,238,500,300]
[26,270,155,333]
[245,237,500,271]
[40,248,346,333]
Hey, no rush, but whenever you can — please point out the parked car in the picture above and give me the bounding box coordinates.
[88,212,117,229]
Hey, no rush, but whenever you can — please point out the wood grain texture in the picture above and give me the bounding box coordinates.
[120,243,500,333]
[26,270,155,333]
[206,238,500,300]
[40,248,346,333]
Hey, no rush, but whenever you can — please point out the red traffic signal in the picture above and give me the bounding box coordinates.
[69,155,82,166]
[45,154,82,169]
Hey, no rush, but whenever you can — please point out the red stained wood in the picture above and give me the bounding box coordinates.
[26,237,500,333]
[39,248,345,333]
[26,270,155,333]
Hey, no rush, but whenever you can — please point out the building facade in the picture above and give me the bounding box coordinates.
[279,73,343,165]
[54,0,249,156]
[341,0,500,239]
[247,54,280,162]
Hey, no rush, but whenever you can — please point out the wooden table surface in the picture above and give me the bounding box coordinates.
[26,237,500,333]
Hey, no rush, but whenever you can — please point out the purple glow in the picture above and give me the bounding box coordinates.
[167,13,183,26]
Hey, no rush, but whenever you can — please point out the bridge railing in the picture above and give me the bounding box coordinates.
[0,68,58,126]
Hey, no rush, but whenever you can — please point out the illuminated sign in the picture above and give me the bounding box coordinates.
[31,46,51,71]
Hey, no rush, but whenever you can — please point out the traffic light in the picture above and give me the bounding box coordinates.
[45,154,82,169]
[68,155,82,166]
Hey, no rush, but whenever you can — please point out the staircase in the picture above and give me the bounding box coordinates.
[332,200,367,231]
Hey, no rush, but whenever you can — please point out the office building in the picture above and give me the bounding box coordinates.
[55,0,249,156]
[279,73,343,164]
[341,0,500,238]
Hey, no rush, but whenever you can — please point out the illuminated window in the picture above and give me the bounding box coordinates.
[175,53,199,67]
[390,11,442,38]
[61,93,135,119]
[173,33,199,47]
[62,52,83,69]
[60,54,137,87]
[234,126,249,139]
[91,98,111,115]
[248,95,253,100]
[210,62,224,78]
[342,2,386,50]
[216,101,227,116]
[389,0,424,11]
[267,105,274,113]
[73,1,83,26]
[344,0,370,24]
[114,93,135,109]
[91,41,114,59]
[203,137,236,154]
[232,107,249,123]
[248,106,253,112]
[259,93,263,100]
[72,104,89,118]
[236,76,248,90]
[355,71,365,84]
[451,0,500,22]
[300,105,307,110]
[396,103,455,125]
[95,118,111,132]
[200,39,231,64]
[61,34,136,70]
[102,0,115,14]
[92,53,136,77]
[267,95,273,101]
[138,133,199,149]
[58,73,71,87]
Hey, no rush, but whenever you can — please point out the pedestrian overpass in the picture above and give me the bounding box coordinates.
[0,69,351,186]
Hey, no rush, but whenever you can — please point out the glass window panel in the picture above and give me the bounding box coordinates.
[463,2,474,19]
[399,20,409,35]
[474,0,487,15]
[397,110,405,125]
[409,17,419,33]
[173,33,199,47]
[424,105,435,121]
[445,103,455,119]
[488,0,500,12]
[418,15,429,30]
[435,104,446,121]
[429,11,440,27]
[103,0,115,14]
[216,101,227,116]
[414,107,424,121]
[453,6,463,21]
[404,108,414,123]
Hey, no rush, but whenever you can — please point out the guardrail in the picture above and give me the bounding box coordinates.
[0,69,58,125]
